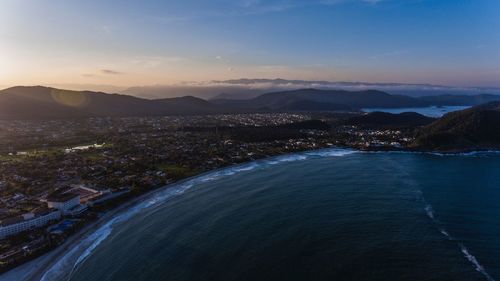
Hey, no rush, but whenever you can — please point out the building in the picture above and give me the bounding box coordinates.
[66,185,104,204]
[46,192,80,215]
[88,188,131,206]
[0,210,61,239]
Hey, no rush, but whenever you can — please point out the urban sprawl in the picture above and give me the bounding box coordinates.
[0,113,412,271]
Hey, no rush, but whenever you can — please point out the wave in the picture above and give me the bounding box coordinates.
[459,244,495,281]
[364,149,500,158]
[41,148,357,281]
[428,150,500,157]
[422,201,495,281]
[396,160,495,281]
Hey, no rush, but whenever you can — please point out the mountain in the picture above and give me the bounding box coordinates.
[256,89,427,108]
[418,94,500,106]
[4,86,500,120]
[346,112,435,129]
[122,84,269,100]
[213,88,428,110]
[0,86,226,119]
[277,99,352,112]
[414,102,500,150]
[121,79,500,100]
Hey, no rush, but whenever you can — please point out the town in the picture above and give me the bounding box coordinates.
[0,112,414,271]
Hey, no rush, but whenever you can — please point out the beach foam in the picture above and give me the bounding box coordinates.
[397,161,496,281]
[365,149,500,158]
[421,201,495,281]
[459,244,495,281]
[41,148,357,280]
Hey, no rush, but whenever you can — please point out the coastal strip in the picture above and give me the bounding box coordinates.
[3,148,498,281]
[2,148,356,281]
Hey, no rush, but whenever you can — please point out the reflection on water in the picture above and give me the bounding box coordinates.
[363,106,470,117]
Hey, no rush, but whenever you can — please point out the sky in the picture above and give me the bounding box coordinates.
[0,0,499,89]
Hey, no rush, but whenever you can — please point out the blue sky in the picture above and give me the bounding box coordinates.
[0,0,499,88]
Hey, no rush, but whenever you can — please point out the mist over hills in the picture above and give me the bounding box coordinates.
[121,79,500,100]
[243,89,428,109]
[2,85,500,120]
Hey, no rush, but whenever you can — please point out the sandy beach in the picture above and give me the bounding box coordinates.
[0,180,183,281]
[0,149,349,281]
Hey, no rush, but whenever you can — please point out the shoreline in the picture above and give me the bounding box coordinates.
[2,148,335,281]
[1,169,218,281]
[2,147,500,281]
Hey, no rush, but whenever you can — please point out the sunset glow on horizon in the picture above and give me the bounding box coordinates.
[1,0,499,90]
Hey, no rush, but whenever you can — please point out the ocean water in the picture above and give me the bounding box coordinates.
[44,149,500,281]
[363,106,470,117]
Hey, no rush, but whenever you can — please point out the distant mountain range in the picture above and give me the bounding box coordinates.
[121,79,500,100]
[415,102,500,150]
[213,89,428,110]
[0,86,228,119]
[2,86,500,120]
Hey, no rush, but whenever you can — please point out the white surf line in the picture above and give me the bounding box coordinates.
[388,158,496,281]
[41,148,357,281]
[364,149,500,158]
[422,200,495,281]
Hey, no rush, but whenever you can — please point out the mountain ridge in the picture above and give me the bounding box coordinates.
[3,85,500,121]
[414,102,500,150]
[0,86,228,119]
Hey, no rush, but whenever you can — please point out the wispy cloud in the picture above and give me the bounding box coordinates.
[82,69,125,78]
[130,56,185,68]
[101,69,124,75]
[149,15,191,24]
[154,0,388,21]
[317,0,385,7]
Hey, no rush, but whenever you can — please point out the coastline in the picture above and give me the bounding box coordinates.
[0,168,224,281]
[2,148,344,281]
[2,146,500,281]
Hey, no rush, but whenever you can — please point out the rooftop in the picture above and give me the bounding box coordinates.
[46,191,79,203]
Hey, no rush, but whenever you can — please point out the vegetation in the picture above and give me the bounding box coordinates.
[414,102,500,150]
[345,112,435,129]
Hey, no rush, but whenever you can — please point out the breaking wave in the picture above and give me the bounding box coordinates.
[392,156,495,281]
[365,150,500,158]
[423,201,495,281]
[41,148,356,281]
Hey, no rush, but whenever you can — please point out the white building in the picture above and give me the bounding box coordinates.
[0,210,61,239]
[47,192,80,215]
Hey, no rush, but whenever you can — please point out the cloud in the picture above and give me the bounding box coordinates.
[82,70,124,78]
[234,0,389,15]
[147,0,387,23]
[149,15,191,24]
[101,69,124,75]
[131,56,185,68]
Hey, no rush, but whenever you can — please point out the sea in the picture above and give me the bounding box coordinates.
[363,105,470,117]
[41,149,500,281]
